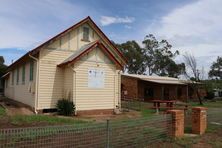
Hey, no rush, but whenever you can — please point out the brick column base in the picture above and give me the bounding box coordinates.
[167,110,184,138]
[192,107,208,135]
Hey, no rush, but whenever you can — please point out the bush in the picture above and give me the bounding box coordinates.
[205,91,215,100]
[56,99,75,116]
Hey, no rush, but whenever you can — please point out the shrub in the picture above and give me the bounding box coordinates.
[56,99,75,116]
[205,91,215,100]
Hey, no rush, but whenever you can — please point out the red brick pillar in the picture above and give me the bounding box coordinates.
[167,110,184,138]
[192,107,208,135]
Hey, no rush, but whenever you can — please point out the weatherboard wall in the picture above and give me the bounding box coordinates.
[73,47,120,111]
[4,60,36,108]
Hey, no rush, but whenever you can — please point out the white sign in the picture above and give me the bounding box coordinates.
[88,69,105,88]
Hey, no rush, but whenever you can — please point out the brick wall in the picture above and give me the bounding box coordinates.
[121,76,138,99]
[189,87,207,100]
[121,75,189,101]
[138,81,188,101]
[192,107,207,135]
[167,110,184,138]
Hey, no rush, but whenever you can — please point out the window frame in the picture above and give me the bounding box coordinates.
[22,64,25,84]
[82,27,90,41]
[11,71,14,85]
[5,79,8,88]
[29,61,34,81]
[16,68,19,85]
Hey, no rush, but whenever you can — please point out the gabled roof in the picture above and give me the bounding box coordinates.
[58,41,123,68]
[7,16,126,71]
[122,74,187,85]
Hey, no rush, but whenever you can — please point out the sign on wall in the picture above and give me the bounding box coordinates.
[88,69,105,88]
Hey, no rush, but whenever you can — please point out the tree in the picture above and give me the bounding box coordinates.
[142,34,184,77]
[0,56,7,77]
[116,41,146,74]
[208,56,222,80]
[183,53,203,105]
[166,61,185,78]
[0,56,7,91]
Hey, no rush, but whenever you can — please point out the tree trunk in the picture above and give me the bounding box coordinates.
[195,86,203,105]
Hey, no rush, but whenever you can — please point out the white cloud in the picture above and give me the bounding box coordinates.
[146,0,222,73]
[0,0,90,50]
[124,25,132,29]
[100,16,135,26]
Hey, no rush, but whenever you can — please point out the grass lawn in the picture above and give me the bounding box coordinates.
[10,115,88,126]
[188,100,222,108]
[0,106,6,117]
[0,106,89,128]
[141,108,156,117]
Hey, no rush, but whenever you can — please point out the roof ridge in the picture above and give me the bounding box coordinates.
[7,16,125,71]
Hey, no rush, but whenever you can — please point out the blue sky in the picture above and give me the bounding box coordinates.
[0,0,221,76]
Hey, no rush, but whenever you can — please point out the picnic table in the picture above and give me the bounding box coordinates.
[151,99,177,113]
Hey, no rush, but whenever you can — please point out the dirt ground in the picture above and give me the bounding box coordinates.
[0,96,142,128]
[0,97,34,116]
[192,128,222,148]
[77,110,142,122]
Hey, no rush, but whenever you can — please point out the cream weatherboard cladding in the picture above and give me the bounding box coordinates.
[73,48,120,111]
[4,17,123,113]
[37,23,101,110]
[4,61,36,108]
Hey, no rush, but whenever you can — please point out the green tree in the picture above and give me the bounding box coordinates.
[142,34,184,77]
[166,61,185,78]
[116,41,146,74]
[208,56,222,80]
[0,56,7,77]
[0,56,7,91]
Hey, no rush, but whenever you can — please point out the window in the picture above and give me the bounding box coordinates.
[22,64,25,84]
[5,79,8,88]
[177,87,182,97]
[164,88,170,100]
[16,68,19,85]
[11,71,14,85]
[144,87,154,98]
[82,27,90,41]
[29,61,34,81]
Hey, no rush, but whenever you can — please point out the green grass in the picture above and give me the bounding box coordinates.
[141,109,156,117]
[189,100,222,108]
[0,106,6,117]
[10,115,88,125]
[173,136,200,147]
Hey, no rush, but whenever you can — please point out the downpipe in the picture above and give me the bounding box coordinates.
[29,54,39,114]
[70,66,77,115]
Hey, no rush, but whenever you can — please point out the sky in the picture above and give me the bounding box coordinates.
[0,0,221,77]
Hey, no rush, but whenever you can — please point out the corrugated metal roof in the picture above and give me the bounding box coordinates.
[1,72,10,78]
[122,73,187,85]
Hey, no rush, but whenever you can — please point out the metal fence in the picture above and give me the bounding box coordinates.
[121,99,151,111]
[184,107,222,133]
[0,115,172,148]
[207,108,222,125]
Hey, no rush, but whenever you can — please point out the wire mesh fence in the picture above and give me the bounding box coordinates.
[0,115,172,148]
[184,107,222,133]
[121,99,152,111]
[207,108,222,125]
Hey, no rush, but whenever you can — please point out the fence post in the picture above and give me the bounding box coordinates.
[167,110,184,138]
[192,107,207,135]
[106,120,110,148]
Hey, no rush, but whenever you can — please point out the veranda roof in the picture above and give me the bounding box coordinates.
[122,74,187,85]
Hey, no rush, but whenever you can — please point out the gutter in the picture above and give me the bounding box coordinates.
[29,54,39,114]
